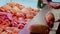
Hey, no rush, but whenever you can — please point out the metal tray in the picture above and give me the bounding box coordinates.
[18,6,60,34]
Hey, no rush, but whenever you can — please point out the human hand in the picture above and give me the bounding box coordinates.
[42,0,48,4]
[48,2,60,9]
[42,0,60,9]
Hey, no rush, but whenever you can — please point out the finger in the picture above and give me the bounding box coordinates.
[42,0,48,4]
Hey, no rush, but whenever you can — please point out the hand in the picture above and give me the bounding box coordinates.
[42,0,48,4]
[48,2,60,9]
[42,0,60,9]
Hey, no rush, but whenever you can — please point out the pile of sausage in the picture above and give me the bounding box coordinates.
[0,2,39,34]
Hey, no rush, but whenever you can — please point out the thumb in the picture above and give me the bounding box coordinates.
[42,0,48,4]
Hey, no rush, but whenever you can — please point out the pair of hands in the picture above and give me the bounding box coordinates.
[42,0,60,9]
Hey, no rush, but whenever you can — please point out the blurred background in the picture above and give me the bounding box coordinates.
[0,0,60,9]
[0,0,38,8]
